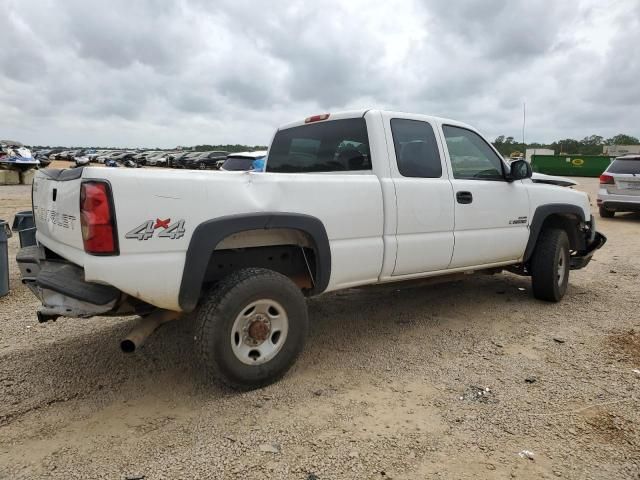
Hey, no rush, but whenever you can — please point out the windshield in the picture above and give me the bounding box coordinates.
[608,158,640,174]
[267,118,371,173]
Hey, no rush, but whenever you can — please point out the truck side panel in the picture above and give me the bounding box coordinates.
[39,168,385,310]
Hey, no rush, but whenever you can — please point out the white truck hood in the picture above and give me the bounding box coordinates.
[531,172,577,187]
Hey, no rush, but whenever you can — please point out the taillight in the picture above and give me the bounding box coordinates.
[80,181,118,255]
[304,113,330,123]
[599,174,614,185]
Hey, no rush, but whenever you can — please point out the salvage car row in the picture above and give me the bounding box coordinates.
[30,148,268,171]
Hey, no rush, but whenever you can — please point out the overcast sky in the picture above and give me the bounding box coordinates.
[1,0,638,148]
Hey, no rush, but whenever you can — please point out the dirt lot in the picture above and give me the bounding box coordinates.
[0,176,638,479]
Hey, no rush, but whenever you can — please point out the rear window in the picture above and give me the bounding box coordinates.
[608,158,640,174]
[267,118,371,173]
[222,157,256,171]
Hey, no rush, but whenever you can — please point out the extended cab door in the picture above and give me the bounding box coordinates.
[381,113,455,276]
[440,124,530,268]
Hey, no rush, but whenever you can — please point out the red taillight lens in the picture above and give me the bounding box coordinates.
[80,181,118,255]
[599,174,614,185]
[304,113,330,123]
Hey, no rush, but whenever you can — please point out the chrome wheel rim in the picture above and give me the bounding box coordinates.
[557,248,568,287]
[230,299,289,365]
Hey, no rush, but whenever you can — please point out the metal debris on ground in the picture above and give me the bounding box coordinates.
[459,385,495,403]
[553,337,566,344]
[518,450,535,461]
[525,376,537,384]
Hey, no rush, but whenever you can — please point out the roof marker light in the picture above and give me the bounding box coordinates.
[304,113,330,123]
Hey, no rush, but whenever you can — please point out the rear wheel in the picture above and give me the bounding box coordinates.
[599,206,615,218]
[195,268,308,390]
[530,228,570,302]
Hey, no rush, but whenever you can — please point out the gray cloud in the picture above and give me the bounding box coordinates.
[0,0,638,147]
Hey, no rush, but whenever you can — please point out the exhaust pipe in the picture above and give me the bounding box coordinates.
[37,310,60,323]
[120,309,179,353]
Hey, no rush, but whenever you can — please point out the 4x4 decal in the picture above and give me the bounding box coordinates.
[126,218,186,240]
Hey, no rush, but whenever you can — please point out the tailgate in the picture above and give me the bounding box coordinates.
[612,175,640,196]
[33,169,85,253]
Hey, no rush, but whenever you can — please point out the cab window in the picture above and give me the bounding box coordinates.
[391,119,442,178]
[443,125,505,180]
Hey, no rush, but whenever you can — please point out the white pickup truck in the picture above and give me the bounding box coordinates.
[18,110,605,389]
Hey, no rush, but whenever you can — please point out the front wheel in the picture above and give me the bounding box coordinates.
[195,268,308,390]
[530,228,570,302]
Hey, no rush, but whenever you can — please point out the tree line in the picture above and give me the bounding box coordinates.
[492,134,640,157]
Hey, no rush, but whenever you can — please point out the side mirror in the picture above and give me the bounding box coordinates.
[507,159,532,181]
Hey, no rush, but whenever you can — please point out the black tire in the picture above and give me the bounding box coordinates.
[530,228,570,302]
[195,268,308,390]
[599,206,615,218]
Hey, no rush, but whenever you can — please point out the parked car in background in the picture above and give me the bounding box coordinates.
[94,152,112,163]
[34,150,53,167]
[50,150,69,160]
[219,151,268,171]
[97,151,124,164]
[43,148,64,162]
[598,155,640,217]
[132,151,150,165]
[167,151,190,168]
[107,151,137,167]
[74,155,91,167]
[146,152,171,167]
[173,152,203,169]
[192,151,229,169]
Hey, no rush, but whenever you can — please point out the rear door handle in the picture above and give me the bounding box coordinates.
[456,191,473,204]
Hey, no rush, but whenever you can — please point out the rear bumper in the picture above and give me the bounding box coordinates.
[17,245,122,318]
[597,191,640,211]
[599,201,640,212]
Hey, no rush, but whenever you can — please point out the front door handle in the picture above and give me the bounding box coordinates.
[456,191,473,204]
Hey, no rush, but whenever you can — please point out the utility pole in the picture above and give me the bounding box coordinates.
[522,101,526,152]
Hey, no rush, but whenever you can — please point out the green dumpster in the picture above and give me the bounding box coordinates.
[531,155,613,177]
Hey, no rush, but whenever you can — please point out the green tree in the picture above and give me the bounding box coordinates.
[606,134,640,145]
[552,139,580,155]
[579,135,604,155]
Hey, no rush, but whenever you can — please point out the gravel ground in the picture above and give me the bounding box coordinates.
[0,177,639,480]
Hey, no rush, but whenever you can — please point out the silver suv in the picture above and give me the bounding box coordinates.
[597,155,640,218]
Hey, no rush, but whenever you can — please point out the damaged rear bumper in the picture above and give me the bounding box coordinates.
[17,245,122,320]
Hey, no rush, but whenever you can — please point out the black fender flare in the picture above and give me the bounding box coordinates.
[523,203,586,263]
[178,213,331,312]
